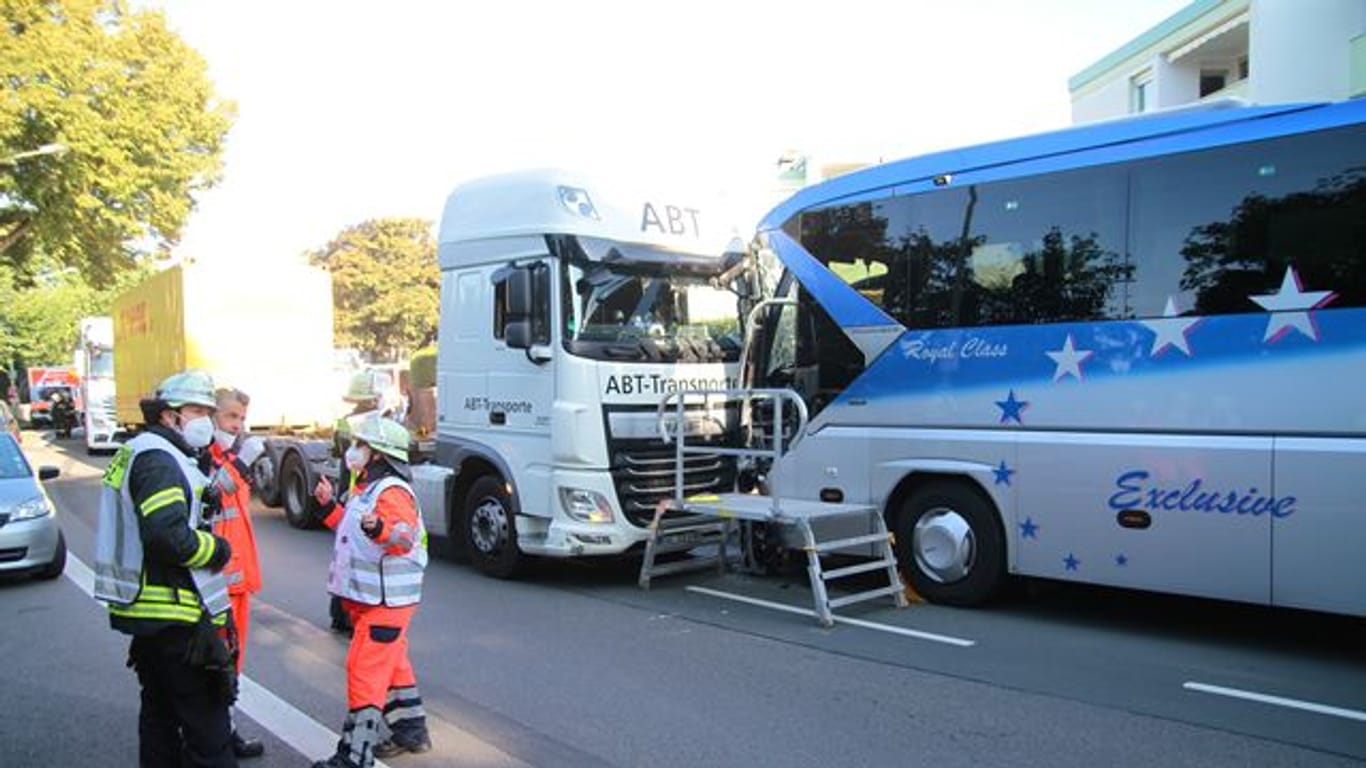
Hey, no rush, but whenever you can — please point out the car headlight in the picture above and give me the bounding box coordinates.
[9,496,52,521]
[557,487,614,524]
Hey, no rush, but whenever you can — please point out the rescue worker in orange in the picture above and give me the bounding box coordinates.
[311,414,431,767]
[206,387,267,758]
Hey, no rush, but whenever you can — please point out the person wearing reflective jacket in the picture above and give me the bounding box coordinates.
[93,369,237,768]
[311,413,431,768]
[207,386,267,759]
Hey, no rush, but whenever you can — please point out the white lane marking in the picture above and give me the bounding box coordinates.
[685,585,975,647]
[64,553,389,765]
[1184,681,1366,723]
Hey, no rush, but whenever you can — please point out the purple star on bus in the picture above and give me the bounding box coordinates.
[995,390,1029,424]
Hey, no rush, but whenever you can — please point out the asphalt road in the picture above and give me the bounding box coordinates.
[3,432,1364,767]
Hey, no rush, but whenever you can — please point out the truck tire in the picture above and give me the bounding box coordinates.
[281,452,320,529]
[252,454,282,507]
[463,475,522,578]
[892,481,1005,607]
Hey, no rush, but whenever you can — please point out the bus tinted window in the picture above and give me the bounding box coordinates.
[1129,123,1366,317]
[800,165,1128,329]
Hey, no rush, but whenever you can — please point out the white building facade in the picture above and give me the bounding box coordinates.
[1069,0,1366,124]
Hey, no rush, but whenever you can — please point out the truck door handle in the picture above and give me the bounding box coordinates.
[489,410,506,425]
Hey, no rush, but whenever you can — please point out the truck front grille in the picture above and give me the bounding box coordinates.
[610,444,736,528]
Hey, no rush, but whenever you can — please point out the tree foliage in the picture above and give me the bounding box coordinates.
[1,0,235,286]
[308,218,439,362]
[0,259,148,370]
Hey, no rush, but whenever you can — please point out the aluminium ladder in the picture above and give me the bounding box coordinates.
[638,388,908,627]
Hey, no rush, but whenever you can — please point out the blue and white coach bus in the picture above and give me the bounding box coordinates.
[747,99,1366,616]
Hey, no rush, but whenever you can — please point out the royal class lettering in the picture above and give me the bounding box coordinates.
[900,337,1008,363]
[1108,470,1296,518]
[604,374,737,397]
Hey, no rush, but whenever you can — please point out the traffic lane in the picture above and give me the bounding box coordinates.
[0,566,303,766]
[579,559,1366,760]
[35,435,1365,766]
[37,438,535,768]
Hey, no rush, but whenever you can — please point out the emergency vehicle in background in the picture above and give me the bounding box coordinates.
[407,170,752,577]
[24,366,80,429]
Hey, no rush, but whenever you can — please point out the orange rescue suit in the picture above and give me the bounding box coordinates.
[323,468,424,711]
[209,442,261,674]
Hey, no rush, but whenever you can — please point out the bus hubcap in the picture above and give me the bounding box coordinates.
[913,507,975,584]
[471,499,508,553]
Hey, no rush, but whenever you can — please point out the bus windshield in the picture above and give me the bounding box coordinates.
[560,238,742,364]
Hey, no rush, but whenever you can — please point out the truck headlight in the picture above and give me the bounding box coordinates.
[558,487,614,524]
[9,497,52,521]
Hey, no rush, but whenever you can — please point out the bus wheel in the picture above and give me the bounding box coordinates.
[893,481,1004,606]
[463,475,522,579]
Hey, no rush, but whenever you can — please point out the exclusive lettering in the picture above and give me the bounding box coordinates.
[1108,469,1296,518]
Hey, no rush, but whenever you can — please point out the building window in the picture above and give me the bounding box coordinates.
[1131,72,1153,113]
[1200,68,1228,97]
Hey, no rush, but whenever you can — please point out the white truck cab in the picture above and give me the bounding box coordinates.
[419,169,747,576]
[75,316,118,453]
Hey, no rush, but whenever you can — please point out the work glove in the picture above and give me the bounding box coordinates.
[205,534,232,572]
[237,436,266,466]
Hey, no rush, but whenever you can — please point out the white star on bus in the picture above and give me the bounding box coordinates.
[1046,333,1093,381]
[1250,266,1336,343]
[1141,296,1202,356]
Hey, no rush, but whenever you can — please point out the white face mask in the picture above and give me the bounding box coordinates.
[180,415,215,449]
[213,429,236,452]
[344,445,370,472]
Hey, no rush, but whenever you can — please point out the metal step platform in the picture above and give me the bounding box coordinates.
[638,387,909,627]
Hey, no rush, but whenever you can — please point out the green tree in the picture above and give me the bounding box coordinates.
[1,0,235,285]
[0,259,147,372]
[308,218,439,362]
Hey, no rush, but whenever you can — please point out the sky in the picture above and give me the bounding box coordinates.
[145,0,1192,266]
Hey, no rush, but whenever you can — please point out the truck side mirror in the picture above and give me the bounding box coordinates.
[505,268,533,318]
[505,319,532,350]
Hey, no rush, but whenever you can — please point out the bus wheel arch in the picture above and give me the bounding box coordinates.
[457,464,523,579]
[886,473,1005,606]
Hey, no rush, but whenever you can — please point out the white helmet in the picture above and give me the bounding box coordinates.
[156,370,217,410]
[348,412,410,463]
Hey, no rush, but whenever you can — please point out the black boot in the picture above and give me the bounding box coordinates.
[373,729,432,758]
[232,729,265,758]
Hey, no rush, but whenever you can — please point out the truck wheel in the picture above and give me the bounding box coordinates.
[281,452,319,529]
[252,454,282,507]
[892,481,1004,606]
[463,475,522,578]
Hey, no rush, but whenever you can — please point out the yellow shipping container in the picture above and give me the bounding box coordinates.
[112,261,337,430]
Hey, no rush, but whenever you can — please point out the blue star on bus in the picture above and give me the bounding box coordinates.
[993,460,1015,485]
[1116,554,1128,567]
[995,390,1029,424]
[1064,553,1080,571]
[1019,517,1038,538]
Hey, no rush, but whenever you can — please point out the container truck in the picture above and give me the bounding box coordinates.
[111,260,338,433]
[408,169,752,577]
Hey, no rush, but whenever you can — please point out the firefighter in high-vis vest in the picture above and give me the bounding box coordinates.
[311,413,431,767]
[207,386,268,759]
[93,370,238,768]
[328,369,393,635]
